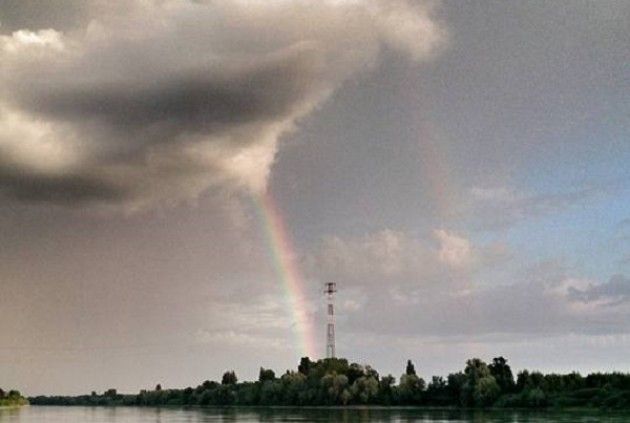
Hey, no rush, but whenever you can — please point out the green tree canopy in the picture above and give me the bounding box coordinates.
[258,367,276,383]
[298,357,312,375]
[488,356,515,393]
[406,359,416,376]
[461,358,500,407]
[221,370,238,385]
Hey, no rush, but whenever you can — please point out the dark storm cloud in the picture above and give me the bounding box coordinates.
[0,170,127,204]
[0,0,90,33]
[0,0,442,209]
[16,52,321,131]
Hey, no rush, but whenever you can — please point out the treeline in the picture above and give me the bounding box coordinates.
[0,388,28,407]
[29,356,630,409]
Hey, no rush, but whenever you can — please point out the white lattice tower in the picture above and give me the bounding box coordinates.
[324,282,337,358]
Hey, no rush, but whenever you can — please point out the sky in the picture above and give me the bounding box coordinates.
[0,0,628,396]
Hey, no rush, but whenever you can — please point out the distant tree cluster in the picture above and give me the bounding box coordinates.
[0,388,28,407]
[28,356,630,409]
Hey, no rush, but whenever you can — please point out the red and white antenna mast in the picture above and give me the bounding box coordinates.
[324,282,337,358]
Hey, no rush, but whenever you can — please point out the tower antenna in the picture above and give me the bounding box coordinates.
[324,282,337,358]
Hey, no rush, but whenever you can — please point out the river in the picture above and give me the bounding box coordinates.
[1,406,628,422]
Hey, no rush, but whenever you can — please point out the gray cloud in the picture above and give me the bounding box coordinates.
[306,229,510,292]
[0,0,443,209]
[461,185,609,230]
[568,274,630,306]
[11,46,325,132]
[0,170,127,204]
[0,0,91,34]
[308,230,630,339]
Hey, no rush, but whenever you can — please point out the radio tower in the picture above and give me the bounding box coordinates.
[324,282,337,358]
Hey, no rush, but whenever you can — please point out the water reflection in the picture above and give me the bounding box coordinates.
[1,406,629,422]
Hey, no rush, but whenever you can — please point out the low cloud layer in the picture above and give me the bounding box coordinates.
[307,229,630,339]
[0,0,442,209]
[307,228,509,289]
[568,274,630,306]
[461,185,608,230]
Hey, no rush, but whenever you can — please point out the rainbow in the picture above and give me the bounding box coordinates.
[253,191,318,359]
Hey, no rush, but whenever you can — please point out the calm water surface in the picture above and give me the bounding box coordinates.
[1,407,628,422]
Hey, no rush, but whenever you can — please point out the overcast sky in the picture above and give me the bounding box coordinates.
[0,0,628,396]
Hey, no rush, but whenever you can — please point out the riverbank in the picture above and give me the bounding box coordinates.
[25,403,630,412]
[0,390,28,408]
[26,357,630,409]
[0,399,28,407]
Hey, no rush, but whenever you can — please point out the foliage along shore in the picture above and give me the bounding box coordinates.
[0,389,28,407]
[29,356,630,409]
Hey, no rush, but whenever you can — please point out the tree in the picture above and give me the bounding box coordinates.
[517,370,546,392]
[259,380,283,405]
[347,363,365,385]
[426,376,449,405]
[365,365,379,380]
[298,357,312,375]
[280,371,307,405]
[406,359,416,376]
[398,373,425,404]
[474,376,501,406]
[201,380,217,390]
[461,358,500,407]
[214,384,236,405]
[447,372,466,403]
[222,370,238,385]
[488,356,515,393]
[258,367,276,383]
[182,387,194,405]
[524,387,547,407]
[155,384,162,391]
[516,370,530,391]
[378,374,396,405]
[321,372,349,404]
[350,376,379,404]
